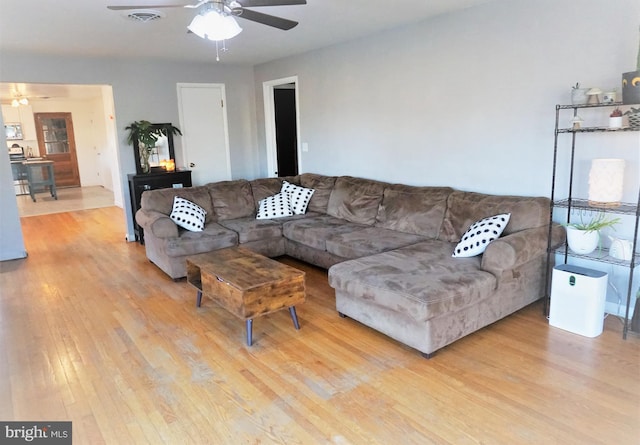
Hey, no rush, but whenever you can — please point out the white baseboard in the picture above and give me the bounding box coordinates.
[605,301,635,318]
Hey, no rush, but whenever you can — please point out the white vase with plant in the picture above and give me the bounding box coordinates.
[564,213,620,255]
[609,107,623,128]
[571,82,589,105]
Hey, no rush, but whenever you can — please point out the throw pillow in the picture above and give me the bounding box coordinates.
[170,196,207,232]
[256,192,294,219]
[281,180,315,215]
[452,213,511,258]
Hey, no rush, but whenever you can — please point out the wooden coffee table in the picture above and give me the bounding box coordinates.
[186,247,305,346]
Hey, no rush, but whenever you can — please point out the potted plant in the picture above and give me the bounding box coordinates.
[125,120,181,173]
[571,82,589,105]
[564,213,620,255]
[623,106,640,129]
[609,107,623,128]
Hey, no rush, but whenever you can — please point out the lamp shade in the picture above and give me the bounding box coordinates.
[188,10,242,41]
[588,158,625,206]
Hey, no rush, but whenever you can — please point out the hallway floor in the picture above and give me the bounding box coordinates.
[16,185,115,217]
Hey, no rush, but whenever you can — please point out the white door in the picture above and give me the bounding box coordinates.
[177,83,231,186]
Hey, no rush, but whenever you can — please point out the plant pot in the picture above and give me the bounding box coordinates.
[571,88,589,105]
[622,70,640,104]
[566,226,599,255]
[609,116,623,128]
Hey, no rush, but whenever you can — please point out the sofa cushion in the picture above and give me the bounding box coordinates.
[439,191,550,242]
[169,196,206,232]
[256,192,294,219]
[282,215,367,251]
[218,217,283,243]
[327,176,386,225]
[164,223,238,257]
[452,213,511,258]
[328,239,497,323]
[206,180,255,221]
[375,184,453,238]
[326,227,427,259]
[140,186,215,223]
[299,173,336,214]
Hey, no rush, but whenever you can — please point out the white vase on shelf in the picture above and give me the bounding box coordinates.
[609,116,623,128]
[566,226,599,255]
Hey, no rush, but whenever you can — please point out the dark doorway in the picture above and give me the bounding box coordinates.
[273,85,298,176]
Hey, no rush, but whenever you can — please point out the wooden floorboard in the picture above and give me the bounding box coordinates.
[1,206,638,444]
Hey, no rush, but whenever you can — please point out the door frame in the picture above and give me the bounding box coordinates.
[263,76,301,177]
[176,82,232,183]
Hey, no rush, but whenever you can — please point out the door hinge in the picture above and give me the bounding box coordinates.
[221,100,224,108]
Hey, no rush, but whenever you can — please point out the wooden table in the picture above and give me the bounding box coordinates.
[186,247,305,346]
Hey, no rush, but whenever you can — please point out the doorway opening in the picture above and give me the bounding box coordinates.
[263,76,301,177]
[1,82,121,216]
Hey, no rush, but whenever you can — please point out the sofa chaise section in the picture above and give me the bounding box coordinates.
[329,190,565,357]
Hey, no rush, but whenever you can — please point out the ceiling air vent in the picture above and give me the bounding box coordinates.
[126,9,165,23]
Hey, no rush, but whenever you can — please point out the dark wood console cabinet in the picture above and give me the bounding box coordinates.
[128,170,192,244]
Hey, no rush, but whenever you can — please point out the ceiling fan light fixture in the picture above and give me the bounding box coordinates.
[19,97,28,106]
[188,9,242,41]
[11,99,19,107]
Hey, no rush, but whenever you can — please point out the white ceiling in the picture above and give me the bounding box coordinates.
[0,0,495,103]
[0,0,495,66]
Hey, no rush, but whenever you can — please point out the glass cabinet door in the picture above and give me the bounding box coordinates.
[41,117,70,154]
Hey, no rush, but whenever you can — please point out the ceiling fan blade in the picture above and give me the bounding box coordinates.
[237,9,298,30]
[107,4,188,10]
[237,0,306,6]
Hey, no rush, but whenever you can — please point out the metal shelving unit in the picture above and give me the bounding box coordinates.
[546,102,640,339]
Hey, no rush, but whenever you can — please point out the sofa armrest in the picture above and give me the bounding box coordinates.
[481,223,566,274]
[135,209,179,239]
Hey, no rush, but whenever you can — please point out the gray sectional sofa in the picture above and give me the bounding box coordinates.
[135,173,565,356]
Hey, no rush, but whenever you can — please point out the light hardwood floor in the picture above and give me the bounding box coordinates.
[1,206,638,444]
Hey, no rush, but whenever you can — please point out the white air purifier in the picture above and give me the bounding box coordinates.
[549,264,607,338]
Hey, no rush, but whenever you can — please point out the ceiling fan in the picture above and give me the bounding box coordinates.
[107,0,307,31]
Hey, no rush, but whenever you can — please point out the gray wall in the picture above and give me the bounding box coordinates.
[0,111,26,261]
[253,0,639,199]
[0,54,260,243]
[252,0,640,313]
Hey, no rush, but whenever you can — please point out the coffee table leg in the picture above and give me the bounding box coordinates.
[196,290,202,307]
[289,306,300,330]
[246,319,253,346]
